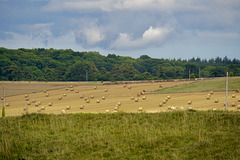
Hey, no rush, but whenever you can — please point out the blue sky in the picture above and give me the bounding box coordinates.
[0,0,240,59]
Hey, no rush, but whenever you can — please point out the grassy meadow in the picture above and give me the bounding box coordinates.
[153,77,240,94]
[1,111,240,159]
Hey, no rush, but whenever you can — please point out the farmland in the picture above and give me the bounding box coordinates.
[0,77,240,117]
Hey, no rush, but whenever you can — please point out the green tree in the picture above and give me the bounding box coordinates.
[65,61,99,81]
[190,73,196,79]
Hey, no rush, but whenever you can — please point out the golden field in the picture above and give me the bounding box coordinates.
[0,79,239,117]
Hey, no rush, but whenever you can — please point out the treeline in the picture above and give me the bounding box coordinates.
[0,47,240,81]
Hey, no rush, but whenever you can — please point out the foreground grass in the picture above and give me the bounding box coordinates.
[1,111,240,160]
[154,77,240,94]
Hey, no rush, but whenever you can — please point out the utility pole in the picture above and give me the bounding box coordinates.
[3,85,5,107]
[225,72,228,111]
[189,69,190,80]
[86,70,88,81]
[199,67,201,78]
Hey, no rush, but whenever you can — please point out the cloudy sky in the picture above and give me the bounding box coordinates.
[0,0,240,59]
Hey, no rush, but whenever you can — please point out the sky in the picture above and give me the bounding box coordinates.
[0,0,240,59]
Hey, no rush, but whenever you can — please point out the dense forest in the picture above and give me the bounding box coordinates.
[0,47,240,81]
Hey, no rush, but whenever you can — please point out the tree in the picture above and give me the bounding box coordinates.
[65,61,99,81]
[190,73,196,79]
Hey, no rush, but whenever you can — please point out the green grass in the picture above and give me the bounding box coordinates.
[1,111,240,160]
[153,77,240,94]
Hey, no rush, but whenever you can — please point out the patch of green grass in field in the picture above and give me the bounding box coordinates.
[153,77,240,94]
[1,111,240,159]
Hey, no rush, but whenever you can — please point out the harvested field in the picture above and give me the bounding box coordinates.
[0,78,240,117]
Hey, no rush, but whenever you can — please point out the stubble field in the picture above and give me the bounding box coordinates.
[0,78,239,117]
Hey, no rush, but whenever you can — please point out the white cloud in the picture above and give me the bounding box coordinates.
[80,27,105,46]
[111,26,174,50]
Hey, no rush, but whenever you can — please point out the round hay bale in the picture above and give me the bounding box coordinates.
[236,89,240,93]
[63,93,67,97]
[114,106,118,111]
[140,92,145,95]
[70,85,73,88]
[85,97,89,100]
[80,105,84,109]
[188,107,192,110]
[104,89,108,92]
[164,98,168,102]
[90,95,94,99]
[40,106,45,110]
[131,96,134,100]
[45,93,49,97]
[61,109,66,114]
[143,89,147,92]
[128,86,132,89]
[188,100,192,105]
[48,102,53,106]
[206,95,211,100]
[35,103,39,107]
[75,90,79,93]
[113,110,118,113]
[163,100,167,104]
[214,99,219,103]
[138,107,143,112]
[159,102,163,107]
[232,94,236,98]
[238,99,240,102]
[80,95,84,98]
[94,86,97,90]
[137,93,141,97]
[159,85,163,88]
[142,96,146,100]
[25,97,29,101]
[231,102,236,107]
[117,102,121,106]
[65,87,68,91]
[86,99,90,103]
[207,93,211,96]
[212,108,217,111]
[58,96,62,100]
[96,100,100,103]
[70,88,74,91]
[168,106,171,110]
[37,108,41,113]
[180,106,184,110]
[43,90,47,93]
[27,101,31,105]
[210,91,214,95]
[6,102,10,107]
[25,94,29,98]
[32,99,36,103]
[66,106,71,110]
[135,98,139,102]
[37,102,41,105]
[106,109,109,113]
[171,106,176,110]
[237,105,240,109]
[102,96,106,100]
[123,84,127,88]
[167,95,171,99]
[0,97,3,100]
[23,106,28,111]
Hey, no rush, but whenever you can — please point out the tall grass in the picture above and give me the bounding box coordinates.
[0,111,240,159]
[153,77,240,94]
